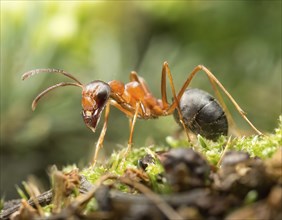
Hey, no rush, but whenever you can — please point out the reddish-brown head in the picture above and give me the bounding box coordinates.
[22,69,111,133]
[82,81,111,132]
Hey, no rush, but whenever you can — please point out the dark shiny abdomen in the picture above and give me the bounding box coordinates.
[174,88,228,140]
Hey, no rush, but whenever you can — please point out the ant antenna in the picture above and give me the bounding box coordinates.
[22,68,83,85]
[31,82,83,111]
[22,68,84,110]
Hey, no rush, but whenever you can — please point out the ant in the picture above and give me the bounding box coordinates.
[22,62,262,165]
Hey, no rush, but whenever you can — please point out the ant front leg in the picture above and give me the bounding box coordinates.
[92,103,111,166]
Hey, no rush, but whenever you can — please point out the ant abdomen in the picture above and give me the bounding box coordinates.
[174,88,228,141]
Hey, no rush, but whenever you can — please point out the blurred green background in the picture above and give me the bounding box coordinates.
[1,1,281,199]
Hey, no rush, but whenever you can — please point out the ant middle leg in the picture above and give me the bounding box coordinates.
[125,102,141,154]
[161,62,191,141]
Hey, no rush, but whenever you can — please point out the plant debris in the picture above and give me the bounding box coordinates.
[1,117,281,220]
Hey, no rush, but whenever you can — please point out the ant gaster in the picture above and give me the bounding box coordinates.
[22,62,262,165]
[173,88,229,141]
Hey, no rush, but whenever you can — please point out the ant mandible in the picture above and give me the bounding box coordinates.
[22,62,262,165]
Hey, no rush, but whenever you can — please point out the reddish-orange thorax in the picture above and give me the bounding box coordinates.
[108,80,164,117]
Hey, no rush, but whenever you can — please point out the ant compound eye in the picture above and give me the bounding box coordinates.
[84,81,111,108]
[97,88,110,102]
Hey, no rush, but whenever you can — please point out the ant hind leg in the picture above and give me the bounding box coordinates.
[206,75,241,136]
[167,64,262,135]
[199,65,262,135]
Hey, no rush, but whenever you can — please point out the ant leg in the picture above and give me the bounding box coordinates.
[126,102,140,154]
[200,65,262,135]
[206,76,240,135]
[167,65,262,135]
[160,63,169,110]
[92,102,111,166]
[130,71,152,94]
[110,100,135,117]
[161,62,191,141]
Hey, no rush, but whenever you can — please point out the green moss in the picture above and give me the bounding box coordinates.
[81,165,109,184]
[230,116,281,159]
[5,117,281,217]
[83,198,98,214]
[244,190,258,205]
[166,116,282,165]
[81,145,171,193]
[15,184,28,200]
[81,116,282,193]
[42,204,54,217]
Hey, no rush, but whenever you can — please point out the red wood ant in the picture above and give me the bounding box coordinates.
[22,62,262,165]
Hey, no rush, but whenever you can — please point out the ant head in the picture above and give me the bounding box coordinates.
[82,81,111,132]
[22,69,111,133]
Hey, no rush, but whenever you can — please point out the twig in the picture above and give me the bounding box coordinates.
[118,176,183,220]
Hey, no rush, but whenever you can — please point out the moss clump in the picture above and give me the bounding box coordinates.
[167,116,282,165]
[81,145,170,193]
[2,116,281,219]
[81,116,282,190]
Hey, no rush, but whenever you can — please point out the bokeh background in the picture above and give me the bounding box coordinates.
[1,1,281,199]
